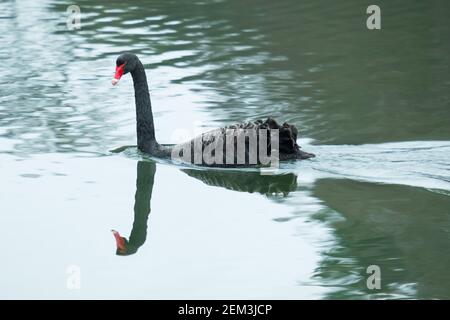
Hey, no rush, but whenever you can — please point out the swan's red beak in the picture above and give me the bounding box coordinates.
[111,230,126,251]
[112,63,125,86]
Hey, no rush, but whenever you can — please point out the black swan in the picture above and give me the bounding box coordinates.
[112,53,315,166]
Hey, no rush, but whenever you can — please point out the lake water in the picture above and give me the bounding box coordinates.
[1,0,449,299]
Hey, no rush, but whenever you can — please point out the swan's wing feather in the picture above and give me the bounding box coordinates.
[172,118,314,166]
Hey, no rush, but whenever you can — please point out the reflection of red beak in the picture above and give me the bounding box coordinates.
[111,230,126,251]
[112,63,125,86]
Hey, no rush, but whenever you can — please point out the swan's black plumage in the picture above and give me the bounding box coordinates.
[114,53,315,166]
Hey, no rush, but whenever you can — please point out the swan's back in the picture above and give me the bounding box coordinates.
[170,118,314,167]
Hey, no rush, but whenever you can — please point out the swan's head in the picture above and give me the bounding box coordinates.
[111,53,139,86]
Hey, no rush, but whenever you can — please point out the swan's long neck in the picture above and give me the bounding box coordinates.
[131,60,157,152]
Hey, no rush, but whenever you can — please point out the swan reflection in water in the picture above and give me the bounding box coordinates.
[112,161,156,256]
[111,160,298,256]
